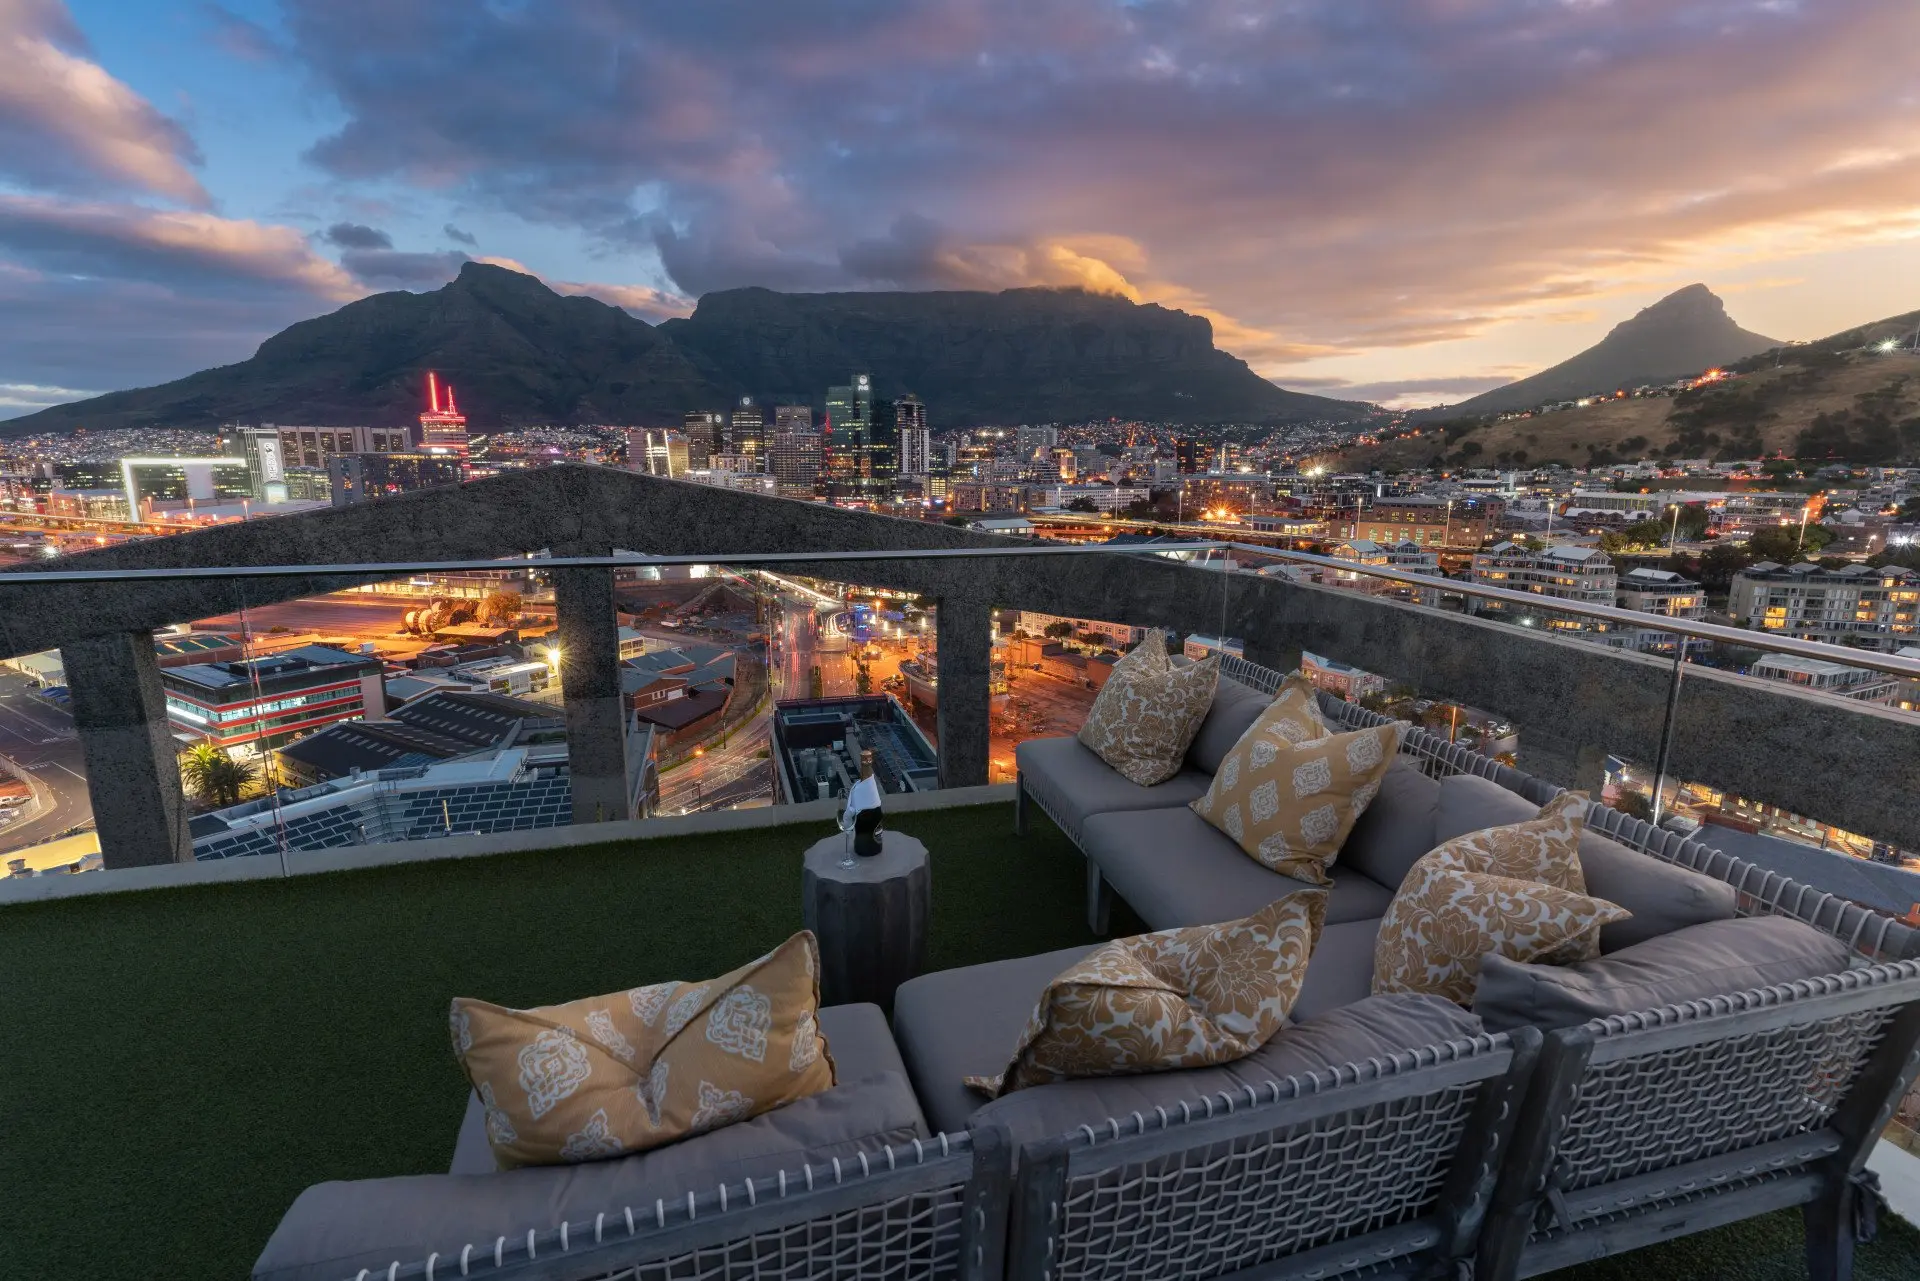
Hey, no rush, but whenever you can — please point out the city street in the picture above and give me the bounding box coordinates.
[0,671,91,854]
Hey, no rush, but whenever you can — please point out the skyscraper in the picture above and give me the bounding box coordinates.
[893,394,931,477]
[770,406,823,497]
[418,372,469,461]
[683,411,723,470]
[823,374,873,496]
[627,429,690,478]
[728,398,765,460]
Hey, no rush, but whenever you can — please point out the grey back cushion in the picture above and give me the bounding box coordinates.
[1337,758,1441,892]
[969,993,1481,1153]
[1474,915,1851,1033]
[1434,774,1736,951]
[1184,674,1273,775]
[253,1072,927,1281]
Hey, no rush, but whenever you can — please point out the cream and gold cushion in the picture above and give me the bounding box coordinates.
[966,889,1327,1098]
[449,932,835,1168]
[1189,713,1403,886]
[1077,629,1220,786]
[1372,800,1631,1005]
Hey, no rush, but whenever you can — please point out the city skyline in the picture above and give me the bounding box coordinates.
[2,1,1918,419]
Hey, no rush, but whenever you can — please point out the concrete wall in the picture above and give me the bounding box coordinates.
[3,464,1918,852]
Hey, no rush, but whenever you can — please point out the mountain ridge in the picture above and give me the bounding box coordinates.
[0,264,1365,434]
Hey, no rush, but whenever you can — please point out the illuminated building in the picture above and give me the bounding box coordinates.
[771,410,823,497]
[682,411,723,469]
[1346,496,1504,548]
[163,645,385,751]
[232,425,411,486]
[1729,562,1920,652]
[329,453,461,506]
[728,399,765,461]
[418,372,469,460]
[626,429,690,478]
[824,375,872,493]
[893,395,931,478]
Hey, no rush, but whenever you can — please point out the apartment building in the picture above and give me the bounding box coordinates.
[1328,539,1443,607]
[1469,542,1616,631]
[1751,654,1899,706]
[1346,496,1503,549]
[1728,561,1920,652]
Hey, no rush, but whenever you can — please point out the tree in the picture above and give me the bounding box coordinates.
[1043,621,1075,639]
[1064,496,1100,513]
[808,665,824,699]
[478,589,524,626]
[1612,790,1655,823]
[180,744,258,809]
[854,659,872,696]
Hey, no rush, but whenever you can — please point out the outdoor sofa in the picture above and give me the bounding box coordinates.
[1003,653,1920,1281]
[252,656,1920,1281]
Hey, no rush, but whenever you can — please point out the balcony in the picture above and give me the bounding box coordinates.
[5,465,1920,1278]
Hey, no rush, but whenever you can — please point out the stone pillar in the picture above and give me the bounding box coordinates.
[553,565,633,824]
[935,592,993,789]
[61,630,192,868]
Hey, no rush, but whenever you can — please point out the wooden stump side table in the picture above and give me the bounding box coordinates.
[800,831,930,1012]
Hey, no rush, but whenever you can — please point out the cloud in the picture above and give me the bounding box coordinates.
[0,194,360,298]
[202,3,286,63]
[548,278,693,323]
[443,222,477,246]
[269,0,1920,376]
[0,0,209,204]
[0,380,101,413]
[322,221,392,250]
[1289,374,1530,411]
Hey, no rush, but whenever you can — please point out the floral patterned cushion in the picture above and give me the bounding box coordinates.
[449,932,835,1168]
[965,889,1327,1099]
[1427,790,1600,960]
[1189,706,1403,886]
[1372,804,1632,1006]
[1077,630,1220,786]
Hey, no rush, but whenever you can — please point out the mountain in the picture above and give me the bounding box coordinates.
[2,264,1365,434]
[1434,284,1780,418]
[656,286,1360,424]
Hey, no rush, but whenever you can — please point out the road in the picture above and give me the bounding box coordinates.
[0,671,91,854]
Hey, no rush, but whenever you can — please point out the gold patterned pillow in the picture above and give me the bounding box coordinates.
[1077,629,1220,786]
[1434,790,1599,958]
[1189,715,1404,886]
[966,890,1327,1098]
[449,932,835,1168]
[1372,858,1630,1006]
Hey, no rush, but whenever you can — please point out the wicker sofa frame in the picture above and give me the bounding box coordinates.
[349,1128,1011,1281]
[1004,1028,1543,1281]
[1014,653,1920,1281]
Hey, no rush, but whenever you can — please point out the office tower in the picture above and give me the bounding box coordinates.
[1174,437,1203,474]
[893,395,931,477]
[728,398,765,460]
[626,429,690,478]
[418,373,469,460]
[824,374,873,495]
[771,424,824,497]
[683,411,723,470]
[774,405,812,435]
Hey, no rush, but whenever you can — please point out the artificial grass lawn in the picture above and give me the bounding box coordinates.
[0,801,1913,1280]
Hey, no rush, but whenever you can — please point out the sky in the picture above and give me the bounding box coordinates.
[1,0,1917,420]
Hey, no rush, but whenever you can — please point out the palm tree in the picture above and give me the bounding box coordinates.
[180,744,258,808]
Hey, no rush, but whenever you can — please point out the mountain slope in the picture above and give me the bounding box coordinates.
[1437,284,1780,417]
[658,286,1360,424]
[3,266,1366,433]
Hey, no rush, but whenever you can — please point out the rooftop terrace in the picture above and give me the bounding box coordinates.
[2,801,1917,1280]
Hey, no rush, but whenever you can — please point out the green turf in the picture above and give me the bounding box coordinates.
[0,802,1912,1279]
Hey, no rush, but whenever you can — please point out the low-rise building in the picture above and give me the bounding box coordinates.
[1750,654,1899,705]
[1469,543,1616,631]
[163,645,385,750]
[1728,562,1920,652]
[1346,496,1503,549]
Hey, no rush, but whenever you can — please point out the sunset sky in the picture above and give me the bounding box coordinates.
[2,0,1917,418]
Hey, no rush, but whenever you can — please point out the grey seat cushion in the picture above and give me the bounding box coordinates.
[450,1003,906,1174]
[894,944,1095,1135]
[1433,774,1737,951]
[1474,915,1852,1033]
[891,918,1394,1134]
[1336,758,1441,892]
[1016,735,1212,841]
[1184,674,1273,775]
[1082,805,1396,930]
[970,994,1481,1152]
[255,1006,924,1281]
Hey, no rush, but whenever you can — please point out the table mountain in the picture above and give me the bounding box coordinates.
[3,264,1363,433]
[1435,284,1779,417]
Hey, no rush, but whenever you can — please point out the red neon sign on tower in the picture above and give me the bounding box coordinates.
[419,371,469,459]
